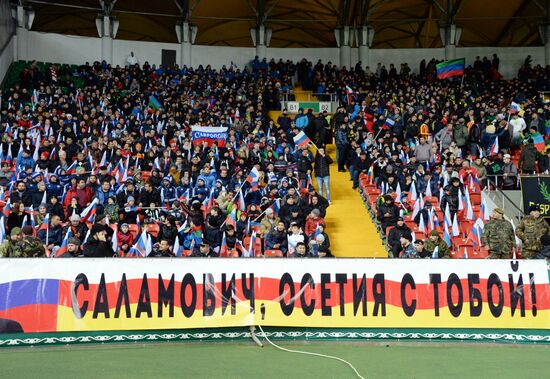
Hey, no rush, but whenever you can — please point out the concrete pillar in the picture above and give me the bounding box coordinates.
[334,26,352,68]
[14,5,34,61]
[339,45,351,69]
[356,26,375,69]
[250,25,271,60]
[358,45,369,68]
[101,35,113,64]
[444,44,456,60]
[16,27,28,61]
[440,24,462,60]
[95,15,118,64]
[176,22,197,67]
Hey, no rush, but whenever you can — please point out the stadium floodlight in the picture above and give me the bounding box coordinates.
[191,25,198,44]
[16,5,24,28]
[265,28,272,47]
[440,25,462,46]
[367,26,375,46]
[111,18,119,39]
[26,9,35,30]
[95,17,103,37]
[354,26,375,47]
[175,23,182,43]
[250,28,257,46]
[334,26,352,47]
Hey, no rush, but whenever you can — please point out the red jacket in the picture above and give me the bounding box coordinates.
[305,216,326,236]
[117,230,134,249]
[64,186,93,208]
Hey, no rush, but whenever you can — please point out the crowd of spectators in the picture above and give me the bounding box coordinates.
[331,55,550,259]
[1,58,331,258]
[1,53,549,259]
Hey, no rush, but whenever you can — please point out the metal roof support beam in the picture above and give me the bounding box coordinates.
[250,0,271,58]
[99,0,116,16]
[360,0,371,26]
[338,0,351,27]
[493,0,531,45]
[174,0,190,21]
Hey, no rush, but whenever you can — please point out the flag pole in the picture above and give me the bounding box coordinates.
[252,208,268,222]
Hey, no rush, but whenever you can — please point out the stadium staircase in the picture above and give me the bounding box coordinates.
[324,145,386,257]
[270,84,386,257]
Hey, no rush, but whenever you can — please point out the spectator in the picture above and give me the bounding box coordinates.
[516,205,550,259]
[335,123,348,172]
[58,237,82,257]
[38,214,63,253]
[519,138,538,174]
[501,154,519,190]
[304,209,326,237]
[290,242,310,258]
[400,234,419,258]
[313,146,332,202]
[62,214,89,242]
[0,227,23,257]
[260,208,280,236]
[151,239,173,257]
[117,223,134,255]
[424,230,450,258]
[387,217,411,257]
[265,220,288,255]
[377,195,400,232]
[414,240,429,258]
[287,222,306,254]
[190,240,216,257]
[482,208,515,259]
[7,202,27,234]
[534,234,550,260]
[82,224,115,258]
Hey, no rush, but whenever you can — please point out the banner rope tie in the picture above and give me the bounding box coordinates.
[257,325,366,379]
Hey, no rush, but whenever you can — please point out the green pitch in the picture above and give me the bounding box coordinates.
[0,342,547,379]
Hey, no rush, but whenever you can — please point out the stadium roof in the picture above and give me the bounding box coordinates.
[16,0,550,48]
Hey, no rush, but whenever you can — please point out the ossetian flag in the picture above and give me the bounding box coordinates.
[191,126,228,147]
[436,58,465,79]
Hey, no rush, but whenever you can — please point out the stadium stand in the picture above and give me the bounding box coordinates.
[0,51,549,260]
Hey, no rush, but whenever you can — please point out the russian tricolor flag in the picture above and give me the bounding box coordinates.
[66,160,78,175]
[55,229,73,257]
[219,232,228,257]
[39,213,49,232]
[293,131,311,148]
[245,167,260,191]
[80,199,98,223]
[225,208,237,229]
[510,101,521,114]
[128,230,152,257]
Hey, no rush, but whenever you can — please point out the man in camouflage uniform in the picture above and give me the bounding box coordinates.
[516,205,550,259]
[424,230,450,258]
[0,227,23,257]
[482,208,516,259]
[399,234,420,258]
[17,226,46,257]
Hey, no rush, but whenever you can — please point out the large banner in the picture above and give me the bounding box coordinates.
[191,126,227,147]
[520,176,550,217]
[0,259,549,333]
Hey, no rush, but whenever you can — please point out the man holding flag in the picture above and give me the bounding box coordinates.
[424,230,450,258]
